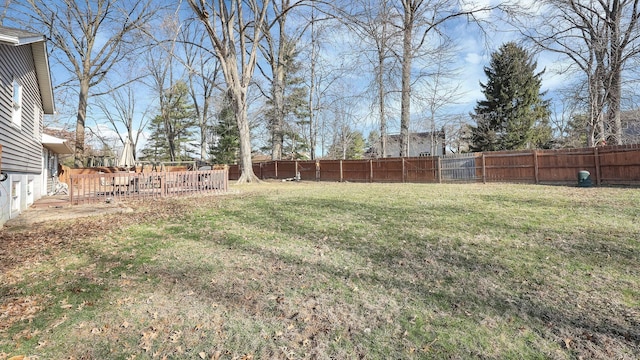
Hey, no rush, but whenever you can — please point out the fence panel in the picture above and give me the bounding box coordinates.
[70,169,228,205]
[371,158,404,182]
[404,157,438,182]
[297,161,317,180]
[440,153,477,182]
[536,149,596,184]
[341,160,370,182]
[483,151,537,183]
[318,160,342,181]
[599,146,640,184]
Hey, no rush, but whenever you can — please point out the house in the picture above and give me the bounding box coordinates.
[383,131,446,157]
[0,26,70,227]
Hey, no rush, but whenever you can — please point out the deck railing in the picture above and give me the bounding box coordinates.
[69,169,228,205]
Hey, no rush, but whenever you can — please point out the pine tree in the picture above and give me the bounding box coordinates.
[210,94,240,165]
[265,40,310,159]
[471,42,552,151]
[142,81,197,162]
[141,115,171,162]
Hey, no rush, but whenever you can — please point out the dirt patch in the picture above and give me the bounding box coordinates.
[2,198,133,231]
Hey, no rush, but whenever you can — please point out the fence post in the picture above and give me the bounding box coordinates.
[316,160,320,181]
[369,159,373,183]
[340,160,343,182]
[295,161,299,179]
[482,153,486,184]
[275,161,278,179]
[402,158,406,183]
[533,150,539,184]
[594,147,601,185]
[437,156,442,184]
[69,175,75,204]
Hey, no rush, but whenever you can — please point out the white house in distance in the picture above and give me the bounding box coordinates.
[0,25,72,227]
[385,131,446,157]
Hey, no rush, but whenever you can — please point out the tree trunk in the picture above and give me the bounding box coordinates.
[271,70,285,160]
[308,7,317,160]
[232,87,260,183]
[399,3,413,157]
[378,49,387,158]
[74,77,90,167]
[607,69,622,144]
[309,46,316,160]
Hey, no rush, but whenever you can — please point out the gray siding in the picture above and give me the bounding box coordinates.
[0,43,44,174]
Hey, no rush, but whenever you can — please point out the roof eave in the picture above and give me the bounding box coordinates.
[30,41,55,114]
[42,134,73,154]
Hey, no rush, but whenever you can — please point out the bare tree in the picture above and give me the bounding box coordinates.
[518,0,640,145]
[259,0,301,160]
[95,82,151,159]
[144,17,195,163]
[12,0,162,166]
[187,0,271,183]
[0,0,12,23]
[342,0,401,158]
[180,20,222,161]
[394,0,500,156]
[413,39,462,154]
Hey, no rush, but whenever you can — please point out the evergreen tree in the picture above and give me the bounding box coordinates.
[141,115,171,162]
[265,40,310,159]
[210,94,240,165]
[347,131,366,160]
[470,42,552,151]
[142,81,197,162]
[327,128,365,160]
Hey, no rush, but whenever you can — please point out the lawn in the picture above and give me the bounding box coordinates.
[1,182,639,359]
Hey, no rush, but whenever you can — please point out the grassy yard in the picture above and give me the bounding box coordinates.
[1,182,639,359]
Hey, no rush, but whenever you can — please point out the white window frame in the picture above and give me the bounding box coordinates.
[11,179,21,213]
[11,79,23,128]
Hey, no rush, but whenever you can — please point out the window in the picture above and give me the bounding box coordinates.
[11,180,21,213]
[12,79,22,127]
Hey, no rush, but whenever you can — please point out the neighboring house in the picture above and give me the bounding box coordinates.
[621,110,640,144]
[384,131,446,157]
[0,25,68,227]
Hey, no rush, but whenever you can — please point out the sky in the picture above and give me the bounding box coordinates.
[3,0,583,158]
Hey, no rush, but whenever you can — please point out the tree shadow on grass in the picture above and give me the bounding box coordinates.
[138,229,639,359]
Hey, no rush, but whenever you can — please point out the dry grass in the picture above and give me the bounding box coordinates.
[1,182,639,359]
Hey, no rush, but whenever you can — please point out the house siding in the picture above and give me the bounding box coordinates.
[0,43,44,174]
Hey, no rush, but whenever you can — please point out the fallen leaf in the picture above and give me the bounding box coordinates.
[121,321,130,328]
[198,352,206,359]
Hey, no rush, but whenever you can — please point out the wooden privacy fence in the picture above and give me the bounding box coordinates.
[69,169,228,205]
[229,144,640,185]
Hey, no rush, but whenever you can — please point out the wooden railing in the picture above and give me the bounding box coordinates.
[69,169,228,205]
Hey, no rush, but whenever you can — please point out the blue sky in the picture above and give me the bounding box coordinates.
[3,0,585,157]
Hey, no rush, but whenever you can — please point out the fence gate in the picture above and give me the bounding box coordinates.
[440,153,477,182]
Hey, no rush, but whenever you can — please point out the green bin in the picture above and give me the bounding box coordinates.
[577,170,592,187]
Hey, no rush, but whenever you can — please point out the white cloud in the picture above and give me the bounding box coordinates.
[464,52,485,65]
